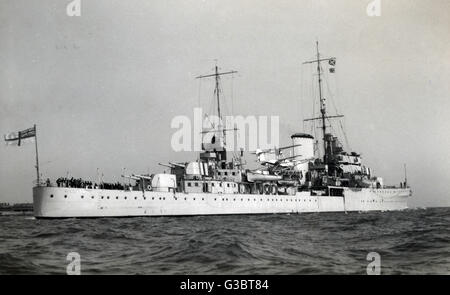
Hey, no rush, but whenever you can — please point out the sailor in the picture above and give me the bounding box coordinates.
[46,178,51,187]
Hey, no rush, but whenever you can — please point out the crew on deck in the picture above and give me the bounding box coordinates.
[55,177,125,190]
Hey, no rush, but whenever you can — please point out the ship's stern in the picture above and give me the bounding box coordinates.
[33,186,51,218]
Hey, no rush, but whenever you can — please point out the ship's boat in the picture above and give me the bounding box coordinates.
[246,172,282,182]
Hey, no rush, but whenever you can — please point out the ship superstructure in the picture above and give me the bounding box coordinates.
[32,44,411,218]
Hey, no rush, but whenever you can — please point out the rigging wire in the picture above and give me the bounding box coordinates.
[323,66,351,151]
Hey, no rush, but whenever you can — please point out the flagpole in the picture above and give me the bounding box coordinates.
[34,124,40,185]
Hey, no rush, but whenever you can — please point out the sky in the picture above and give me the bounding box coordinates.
[0,0,449,207]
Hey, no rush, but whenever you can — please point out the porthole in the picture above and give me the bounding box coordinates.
[107,196,110,199]
[185,198,187,200]
[193,198,196,200]
[134,197,137,200]
[101,196,104,199]
[124,197,127,200]
[81,195,84,199]
[91,196,94,199]
[202,198,204,201]
[116,196,119,200]
[50,194,54,198]
[64,195,67,199]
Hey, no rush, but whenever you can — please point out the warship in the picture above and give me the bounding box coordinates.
[32,43,411,218]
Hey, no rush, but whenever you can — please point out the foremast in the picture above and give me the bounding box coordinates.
[303,42,343,164]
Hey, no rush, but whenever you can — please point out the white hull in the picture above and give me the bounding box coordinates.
[33,186,411,218]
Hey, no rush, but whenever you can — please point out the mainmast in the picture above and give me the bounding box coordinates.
[303,42,343,163]
[214,65,222,123]
[196,65,237,131]
[196,64,237,162]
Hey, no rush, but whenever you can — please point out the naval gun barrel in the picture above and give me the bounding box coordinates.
[132,174,153,180]
[121,174,140,180]
[158,163,174,168]
[169,162,185,168]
